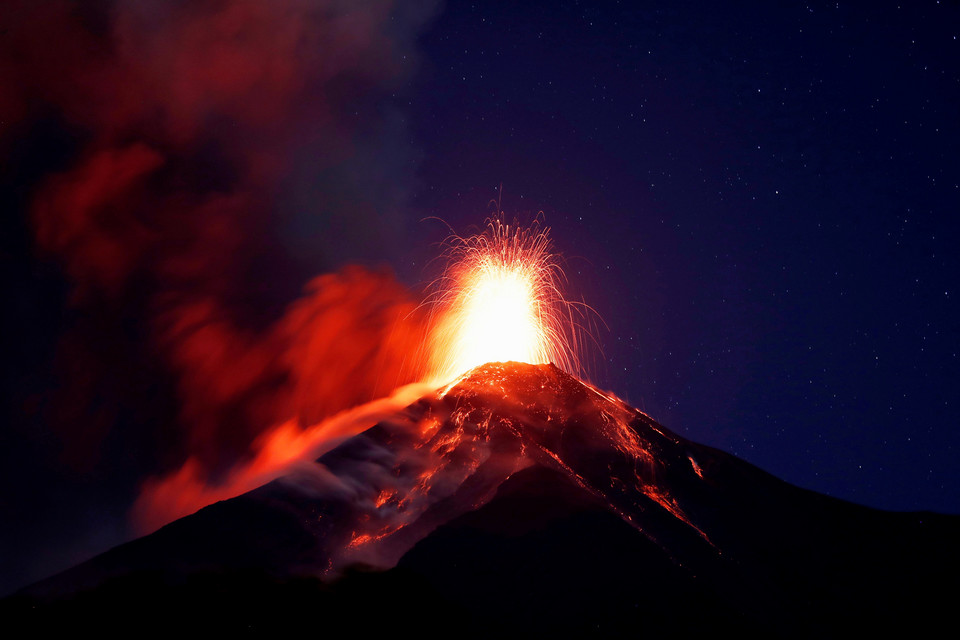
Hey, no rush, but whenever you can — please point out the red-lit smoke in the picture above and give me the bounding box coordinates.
[2,0,439,535]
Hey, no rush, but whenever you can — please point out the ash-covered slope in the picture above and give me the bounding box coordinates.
[7,363,959,635]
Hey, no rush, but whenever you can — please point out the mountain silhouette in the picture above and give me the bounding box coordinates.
[6,362,958,636]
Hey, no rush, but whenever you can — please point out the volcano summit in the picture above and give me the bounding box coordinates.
[7,363,959,635]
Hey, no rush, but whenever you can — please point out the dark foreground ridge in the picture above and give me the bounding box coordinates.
[5,363,958,636]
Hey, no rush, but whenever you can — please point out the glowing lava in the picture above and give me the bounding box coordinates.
[428,218,585,384]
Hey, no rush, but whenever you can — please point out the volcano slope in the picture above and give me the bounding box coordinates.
[6,363,958,636]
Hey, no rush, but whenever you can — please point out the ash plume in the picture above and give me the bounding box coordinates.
[0,0,439,593]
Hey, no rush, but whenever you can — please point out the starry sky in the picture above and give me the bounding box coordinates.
[402,0,959,515]
[1,0,957,595]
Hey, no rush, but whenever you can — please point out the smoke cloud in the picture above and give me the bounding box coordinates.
[1,0,439,590]
[132,379,436,534]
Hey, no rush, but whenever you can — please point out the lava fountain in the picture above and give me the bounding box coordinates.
[427,218,587,385]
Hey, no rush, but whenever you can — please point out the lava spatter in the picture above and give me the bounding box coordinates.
[426,218,591,385]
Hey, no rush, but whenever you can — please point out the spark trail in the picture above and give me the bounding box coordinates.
[427,218,588,385]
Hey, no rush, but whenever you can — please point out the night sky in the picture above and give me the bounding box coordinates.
[2,1,958,595]
[404,0,959,514]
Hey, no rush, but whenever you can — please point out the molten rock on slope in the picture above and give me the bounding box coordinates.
[9,363,960,635]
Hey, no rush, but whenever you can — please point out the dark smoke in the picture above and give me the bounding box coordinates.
[0,0,439,594]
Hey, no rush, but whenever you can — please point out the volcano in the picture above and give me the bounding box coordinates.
[6,363,958,635]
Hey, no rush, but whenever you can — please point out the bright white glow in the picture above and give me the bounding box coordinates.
[451,261,544,372]
[427,218,587,384]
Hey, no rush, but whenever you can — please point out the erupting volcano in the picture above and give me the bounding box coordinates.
[6,222,958,636]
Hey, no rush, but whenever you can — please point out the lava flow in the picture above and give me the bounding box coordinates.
[325,221,711,568]
[329,360,709,574]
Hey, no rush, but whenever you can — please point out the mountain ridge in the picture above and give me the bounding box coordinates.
[7,362,958,635]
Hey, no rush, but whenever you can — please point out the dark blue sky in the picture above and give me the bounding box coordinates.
[401,1,959,513]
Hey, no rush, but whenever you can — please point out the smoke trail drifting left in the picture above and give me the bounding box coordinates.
[0,0,440,594]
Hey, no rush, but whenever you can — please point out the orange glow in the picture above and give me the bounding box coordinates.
[427,218,585,384]
[132,381,433,534]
